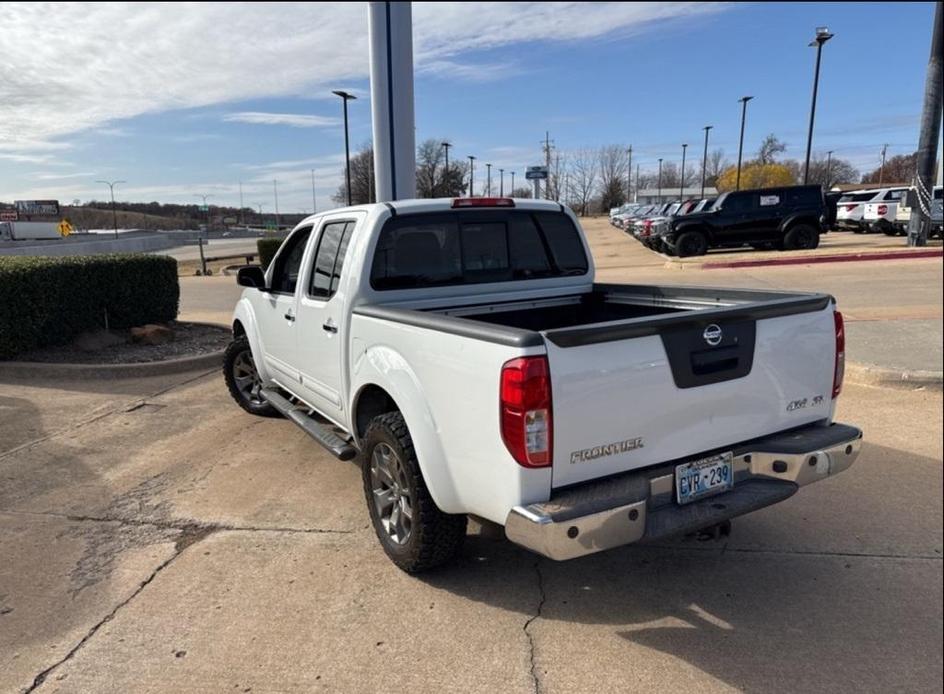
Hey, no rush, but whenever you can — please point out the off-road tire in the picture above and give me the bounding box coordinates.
[223,338,279,417]
[783,224,820,250]
[362,412,467,573]
[676,231,708,257]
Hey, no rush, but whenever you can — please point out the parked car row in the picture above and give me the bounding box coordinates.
[615,185,828,257]
[833,185,943,238]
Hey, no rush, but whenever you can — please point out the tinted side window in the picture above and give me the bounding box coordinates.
[785,188,822,207]
[271,226,313,294]
[885,190,904,201]
[723,194,752,212]
[309,221,356,299]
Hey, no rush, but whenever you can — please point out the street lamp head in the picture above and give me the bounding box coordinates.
[704,125,713,131]
[332,90,357,100]
[739,95,754,104]
[810,26,833,46]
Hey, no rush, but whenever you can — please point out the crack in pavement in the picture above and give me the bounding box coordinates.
[522,558,546,694]
[0,509,354,537]
[0,369,218,462]
[23,525,217,693]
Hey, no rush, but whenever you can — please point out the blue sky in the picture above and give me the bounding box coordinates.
[0,2,937,212]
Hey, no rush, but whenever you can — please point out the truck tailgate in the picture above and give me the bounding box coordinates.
[544,300,837,488]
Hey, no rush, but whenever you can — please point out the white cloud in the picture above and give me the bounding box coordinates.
[223,112,341,128]
[418,59,521,83]
[31,171,96,180]
[0,2,728,151]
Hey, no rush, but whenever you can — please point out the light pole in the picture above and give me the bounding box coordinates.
[635,163,640,203]
[310,169,317,213]
[701,125,713,198]
[273,180,280,231]
[626,145,633,203]
[193,193,213,231]
[736,96,754,190]
[486,163,492,196]
[332,90,357,205]
[511,171,515,192]
[96,179,126,238]
[238,180,245,226]
[804,26,834,184]
[441,141,451,195]
[499,168,504,196]
[467,155,476,196]
[680,143,688,201]
[657,159,663,204]
[825,150,834,188]
[878,144,888,186]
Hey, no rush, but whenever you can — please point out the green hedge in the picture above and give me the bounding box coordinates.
[0,254,179,359]
[257,238,284,271]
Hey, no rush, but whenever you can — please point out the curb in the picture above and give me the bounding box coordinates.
[695,248,942,270]
[0,321,229,381]
[845,362,943,391]
[0,350,224,381]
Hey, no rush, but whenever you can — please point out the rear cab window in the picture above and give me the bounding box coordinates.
[369,210,588,290]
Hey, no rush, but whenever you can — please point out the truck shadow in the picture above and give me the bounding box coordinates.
[423,440,942,693]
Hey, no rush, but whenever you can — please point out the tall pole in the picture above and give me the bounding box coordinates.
[804,27,834,184]
[96,180,125,238]
[499,168,504,196]
[468,155,476,196]
[657,158,663,204]
[701,125,713,198]
[310,169,317,213]
[736,96,753,191]
[907,0,942,247]
[333,90,357,205]
[511,171,515,192]
[486,163,492,196]
[193,194,213,230]
[626,145,633,203]
[825,151,834,188]
[543,131,553,199]
[441,141,451,196]
[635,164,640,203]
[879,144,888,186]
[680,143,688,201]
[238,181,245,226]
[273,180,280,231]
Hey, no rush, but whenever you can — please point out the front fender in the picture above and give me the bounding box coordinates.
[232,296,273,383]
[350,345,461,514]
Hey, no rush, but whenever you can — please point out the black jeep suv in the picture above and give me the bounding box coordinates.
[662,185,825,257]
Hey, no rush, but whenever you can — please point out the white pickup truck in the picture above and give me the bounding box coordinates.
[225,197,861,572]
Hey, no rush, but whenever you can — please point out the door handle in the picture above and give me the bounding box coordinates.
[322,321,338,334]
[284,312,295,322]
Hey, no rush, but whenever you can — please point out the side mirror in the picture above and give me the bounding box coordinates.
[237,265,268,290]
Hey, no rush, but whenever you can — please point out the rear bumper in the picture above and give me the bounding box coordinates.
[505,422,862,561]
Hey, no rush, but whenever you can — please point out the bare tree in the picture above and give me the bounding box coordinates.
[705,148,728,187]
[415,139,444,198]
[332,143,375,205]
[569,148,598,215]
[758,134,787,164]
[597,145,629,211]
[510,186,533,199]
[860,152,917,184]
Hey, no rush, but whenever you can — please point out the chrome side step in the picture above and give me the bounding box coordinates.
[261,388,358,461]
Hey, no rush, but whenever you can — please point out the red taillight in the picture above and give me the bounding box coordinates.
[500,356,552,467]
[643,220,653,236]
[877,204,888,215]
[452,197,515,208]
[843,204,857,212]
[833,311,845,399]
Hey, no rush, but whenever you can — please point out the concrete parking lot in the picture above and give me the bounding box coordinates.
[1,218,941,693]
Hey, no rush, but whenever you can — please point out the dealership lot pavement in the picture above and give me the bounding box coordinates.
[2,219,941,693]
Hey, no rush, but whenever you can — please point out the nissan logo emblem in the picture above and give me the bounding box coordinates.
[703,324,723,346]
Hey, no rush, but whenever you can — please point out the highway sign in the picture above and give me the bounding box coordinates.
[525,166,548,180]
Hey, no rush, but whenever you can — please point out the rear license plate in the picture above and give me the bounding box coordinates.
[675,452,734,505]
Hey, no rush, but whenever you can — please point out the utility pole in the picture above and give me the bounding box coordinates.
[907,0,942,247]
[626,145,633,203]
[680,143,688,201]
[238,181,245,226]
[441,141,451,195]
[499,168,504,196]
[541,131,554,199]
[96,179,126,238]
[332,90,357,205]
[657,159,663,204]
[736,96,754,191]
[511,171,515,193]
[310,169,317,213]
[486,163,492,196]
[825,151,834,188]
[804,26,834,184]
[701,126,713,199]
[879,144,888,186]
[273,180,280,231]
[467,155,476,196]
[635,164,640,203]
